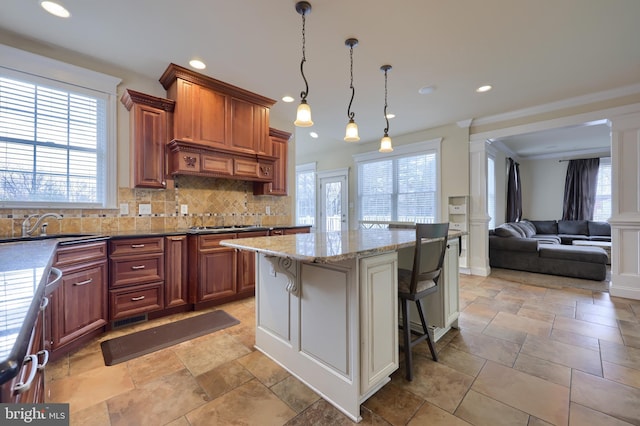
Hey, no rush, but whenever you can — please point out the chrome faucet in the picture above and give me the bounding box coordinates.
[21,213,63,237]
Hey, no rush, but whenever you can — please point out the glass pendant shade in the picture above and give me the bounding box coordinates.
[344,119,360,142]
[379,134,393,153]
[294,100,313,127]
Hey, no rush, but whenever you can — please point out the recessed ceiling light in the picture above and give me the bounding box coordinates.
[386,113,396,119]
[282,96,295,103]
[310,132,318,138]
[189,59,206,70]
[40,1,70,18]
[418,85,436,95]
[476,85,492,93]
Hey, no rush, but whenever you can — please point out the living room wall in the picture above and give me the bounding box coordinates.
[520,158,568,220]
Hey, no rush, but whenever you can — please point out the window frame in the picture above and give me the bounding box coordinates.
[295,161,316,227]
[593,156,611,222]
[353,138,442,224]
[0,43,120,209]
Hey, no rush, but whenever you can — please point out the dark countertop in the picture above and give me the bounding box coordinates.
[0,224,311,385]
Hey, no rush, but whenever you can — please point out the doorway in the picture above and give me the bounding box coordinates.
[317,169,349,232]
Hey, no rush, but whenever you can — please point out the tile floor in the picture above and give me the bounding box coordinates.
[46,273,640,425]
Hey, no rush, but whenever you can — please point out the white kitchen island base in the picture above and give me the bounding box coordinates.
[256,252,398,422]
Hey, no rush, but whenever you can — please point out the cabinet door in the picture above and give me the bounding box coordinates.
[236,231,269,294]
[228,97,259,153]
[254,128,290,196]
[197,85,228,147]
[132,103,166,188]
[198,249,237,302]
[52,260,108,349]
[165,236,188,308]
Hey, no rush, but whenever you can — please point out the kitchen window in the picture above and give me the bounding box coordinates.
[0,44,120,208]
[593,157,611,222]
[354,139,441,224]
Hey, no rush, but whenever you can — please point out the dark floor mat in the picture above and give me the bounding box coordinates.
[101,310,239,365]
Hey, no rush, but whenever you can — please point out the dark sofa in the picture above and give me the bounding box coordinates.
[489,219,609,281]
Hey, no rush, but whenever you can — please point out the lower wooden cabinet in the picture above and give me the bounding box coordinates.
[108,237,165,321]
[49,241,108,354]
[165,235,188,308]
[188,233,237,306]
[236,230,269,294]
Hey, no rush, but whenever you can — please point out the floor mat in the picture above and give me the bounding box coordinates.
[101,310,239,365]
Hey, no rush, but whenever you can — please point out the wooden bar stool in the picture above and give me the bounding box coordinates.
[397,222,449,381]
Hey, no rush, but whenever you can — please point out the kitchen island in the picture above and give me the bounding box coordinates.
[220,229,463,422]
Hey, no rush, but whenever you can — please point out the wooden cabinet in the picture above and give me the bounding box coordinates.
[49,241,108,353]
[108,237,164,320]
[160,63,275,154]
[121,89,175,189]
[236,230,269,294]
[254,128,290,196]
[188,233,237,306]
[270,226,312,236]
[165,235,188,308]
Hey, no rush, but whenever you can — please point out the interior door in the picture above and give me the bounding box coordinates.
[319,173,348,232]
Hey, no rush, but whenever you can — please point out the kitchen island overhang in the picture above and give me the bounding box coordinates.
[220,229,463,422]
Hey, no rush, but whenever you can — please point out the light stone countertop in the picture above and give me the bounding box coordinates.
[220,229,465,263]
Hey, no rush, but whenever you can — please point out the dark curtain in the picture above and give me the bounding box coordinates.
[506,158,522,222]
[562,158,600,220]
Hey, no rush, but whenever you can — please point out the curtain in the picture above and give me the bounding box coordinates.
[562,158,600,220]
[506,158,522,222]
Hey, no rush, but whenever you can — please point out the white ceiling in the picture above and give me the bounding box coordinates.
[2,0,639,158]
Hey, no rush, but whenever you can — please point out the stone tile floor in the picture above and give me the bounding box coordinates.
[46,273,640,425]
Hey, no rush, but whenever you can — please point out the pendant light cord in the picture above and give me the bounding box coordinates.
[347,44,355,120]
[383,68,390,135]
[299,12,309,101]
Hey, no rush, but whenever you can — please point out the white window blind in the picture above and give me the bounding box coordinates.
[356,140,440,224]
[0,76,106,204]
[593,157,611,222]
[296,162,316,226]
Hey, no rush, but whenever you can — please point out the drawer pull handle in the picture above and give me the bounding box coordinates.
[13,354,38,394]
[37,350,49,370]
[131,244,145,248]
[40,296,49,311]
[131,296,145,301]
[170,237,183,241]
[74,278,93,286]
[131,265,145,270]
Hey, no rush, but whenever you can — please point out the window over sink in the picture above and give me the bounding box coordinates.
[0,44,120,209]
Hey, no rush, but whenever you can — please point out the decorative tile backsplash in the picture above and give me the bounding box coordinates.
[0,176,292,238]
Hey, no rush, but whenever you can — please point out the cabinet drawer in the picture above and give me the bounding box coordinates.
[109,237,164,256]
[55,241,107,267]
[110,253,164,288]
[201,153,233,176]
[198,233,236,250]
[109,282,163,320]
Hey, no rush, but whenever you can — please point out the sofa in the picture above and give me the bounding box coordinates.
[489,219,609,281]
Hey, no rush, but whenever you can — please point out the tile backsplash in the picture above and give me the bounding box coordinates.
[0,176,292,237]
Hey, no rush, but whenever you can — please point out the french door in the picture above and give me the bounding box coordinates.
[318,170,348,232]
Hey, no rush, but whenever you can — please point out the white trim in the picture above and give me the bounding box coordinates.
[296,161,317,173]
[317,168,350,179]
[352,138,442,163]
[473,83,640,127]
[526,147,610,161]
[0,43,121,94]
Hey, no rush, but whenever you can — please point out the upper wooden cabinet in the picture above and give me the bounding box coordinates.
[160,63,275,155]
[254,128,290,196]
[121,89,175,189]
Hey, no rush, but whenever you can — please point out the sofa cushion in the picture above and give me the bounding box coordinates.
[530,235,562,244]
[531,220,558,235]
[588,221,611,237]
[494,223,525,238]
[589,236,612,242]
[538,244,608,263]
[512,220,537,238]
[558,220,589,236]
[489,236,539,252]
[559,234,589,245]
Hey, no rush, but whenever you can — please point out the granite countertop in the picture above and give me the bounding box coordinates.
[0,239,58,384]
[219,229,465,263]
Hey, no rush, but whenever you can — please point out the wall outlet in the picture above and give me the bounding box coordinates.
[138,204,152,215]
[119,203,129,215]
[180,204,188,215]
[265,206,271,215]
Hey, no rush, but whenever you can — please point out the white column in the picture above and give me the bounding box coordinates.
[609,111,640,300]
[468,139,492,276]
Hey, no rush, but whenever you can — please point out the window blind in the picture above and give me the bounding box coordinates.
[0,76,106,205]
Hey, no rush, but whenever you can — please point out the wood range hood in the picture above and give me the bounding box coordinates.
[159,63,279,183]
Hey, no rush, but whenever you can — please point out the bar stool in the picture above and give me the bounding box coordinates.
[398,222,449,381]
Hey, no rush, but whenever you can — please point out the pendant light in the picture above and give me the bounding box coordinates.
[344,38,360,142]
[379,65,393,153]
[294,1,313,127]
